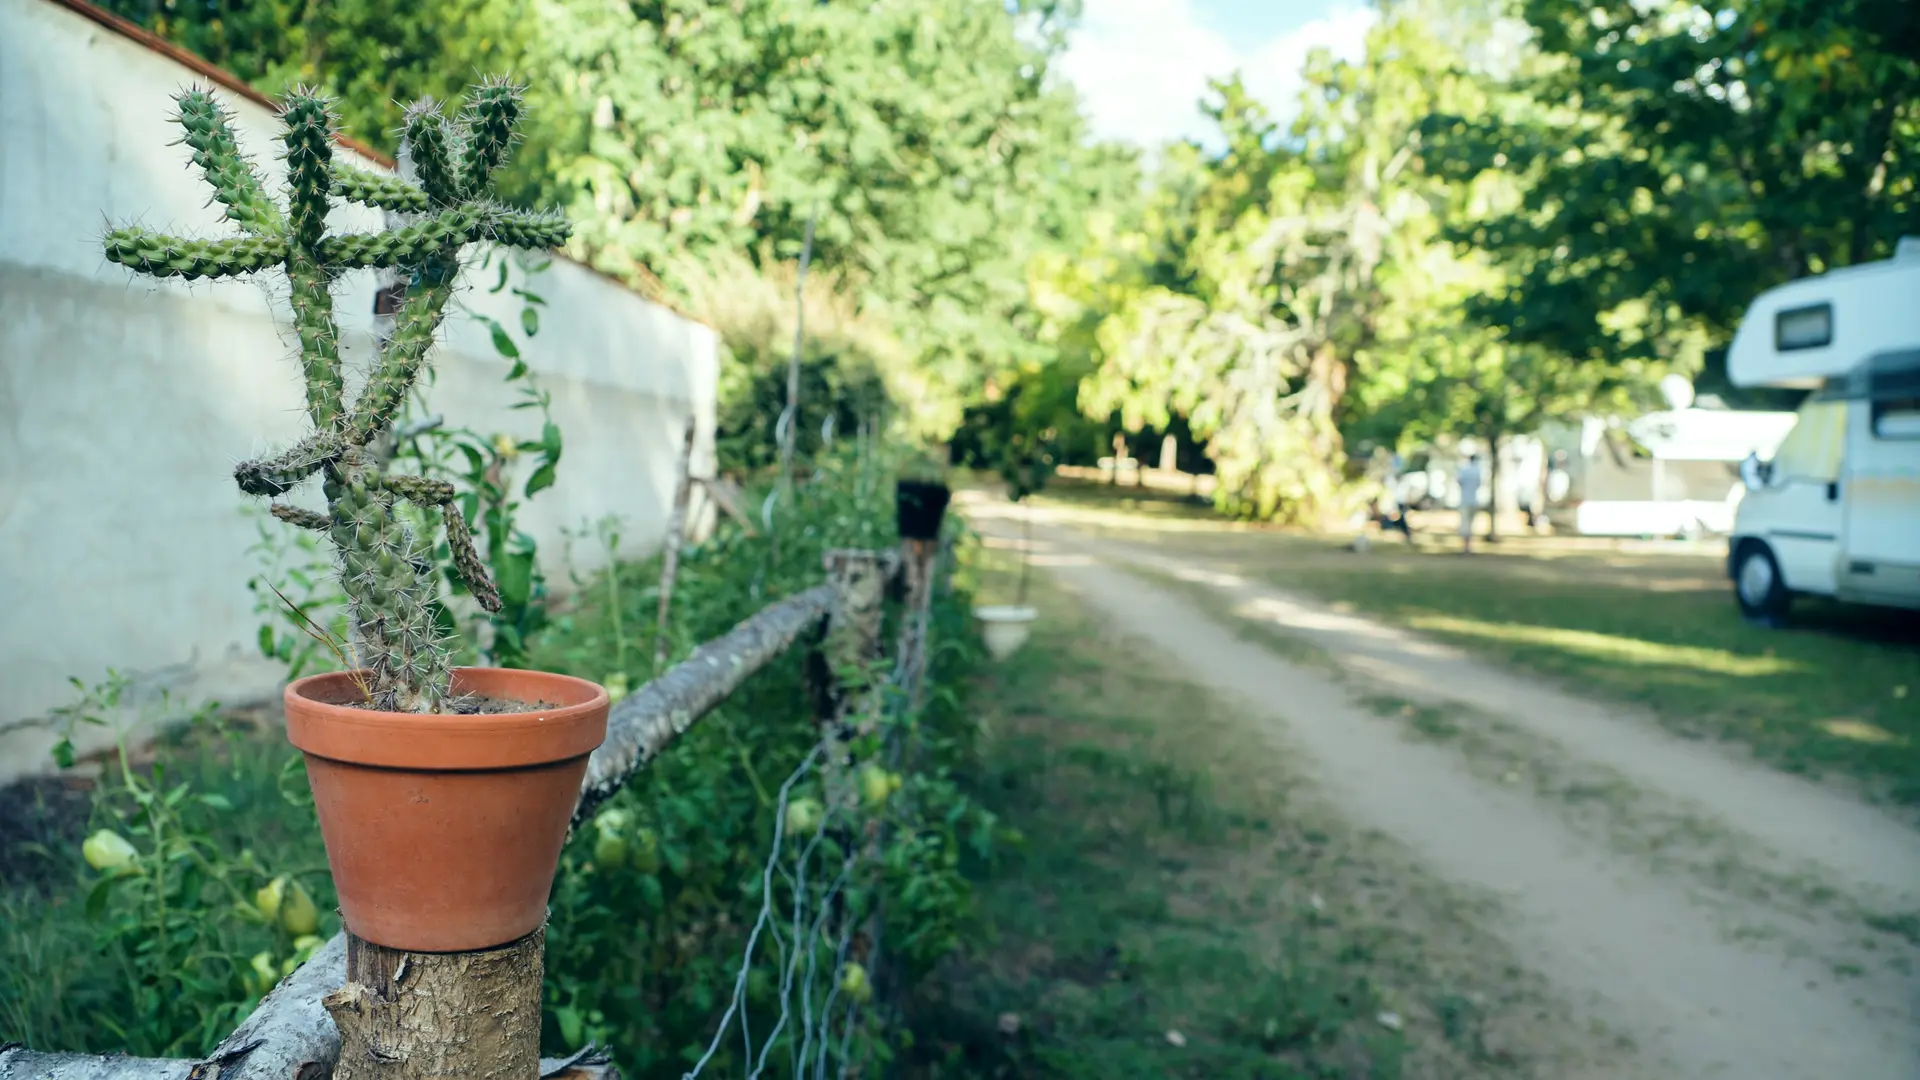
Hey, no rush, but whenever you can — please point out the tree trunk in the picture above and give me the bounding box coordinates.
[324,930,544,1080]
[1484,430,1502,542]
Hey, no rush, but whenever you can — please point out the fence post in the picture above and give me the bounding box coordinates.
[323,930,544,1079]
[894,538,939,713]
[655,416,698,669]
[820,550,889,716]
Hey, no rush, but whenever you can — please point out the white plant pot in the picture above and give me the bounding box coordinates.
[973,605,1038,661]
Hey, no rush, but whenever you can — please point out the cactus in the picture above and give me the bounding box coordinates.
[104,81,570,713]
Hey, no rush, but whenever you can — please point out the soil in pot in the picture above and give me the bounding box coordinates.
[896,480,952,540]
[285,667,608,952]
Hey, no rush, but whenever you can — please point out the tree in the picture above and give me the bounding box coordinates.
[1077,8,1505,525]
[1425,0,1920,369]
[98,0,541,166]
[99,0,1130,450]
[525,0,1123,434]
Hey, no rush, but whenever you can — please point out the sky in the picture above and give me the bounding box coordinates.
[1055,0,1377,150]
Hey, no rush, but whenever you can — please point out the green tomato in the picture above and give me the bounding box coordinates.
[630,827,661,874]
[839,961,872,1004]
[280,880,320,936]
[82,830,137,872]
[859,766,896,810]
[592,807,632,834]
[593,830,628,869]
[255,876,287,921]
[785,797,824,836]
[250,951,279,989]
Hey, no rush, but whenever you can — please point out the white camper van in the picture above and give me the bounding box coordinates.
[1540,402,1797,539]
[1725,238,1920,620]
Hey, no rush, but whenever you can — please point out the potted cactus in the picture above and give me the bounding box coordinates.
[895,453,952,541]
[973,435,1050,661]
[102,82,606,952]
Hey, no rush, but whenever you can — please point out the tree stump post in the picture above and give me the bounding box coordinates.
[323,929,546,1080]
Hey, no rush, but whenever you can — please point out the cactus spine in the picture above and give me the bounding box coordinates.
[105,83,570,713]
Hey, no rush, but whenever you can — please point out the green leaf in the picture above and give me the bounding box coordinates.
[490,258,509,294]
[483,317,520,359]
[520,305,540,337]
[257,625,277,660]
[197,793,234,811]
[86,876,114,921]
[556,1005,583,1049]
[51,736,74,769]
[506,358,528,380]
[524,460,558,498]
[495,549,535,610]
[454,442,488,475]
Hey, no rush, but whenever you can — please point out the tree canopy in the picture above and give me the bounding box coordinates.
[103,0,1920,518]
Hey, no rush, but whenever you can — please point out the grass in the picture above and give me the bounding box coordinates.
[1029,479,1920,809]
[910,554,1579,1080]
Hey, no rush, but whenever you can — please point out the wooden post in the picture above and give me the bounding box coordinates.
[816,547,890,935]
[820,550,889,717]
[323,930,545,1080]
[894,538,939,718]
[655,416,698,669]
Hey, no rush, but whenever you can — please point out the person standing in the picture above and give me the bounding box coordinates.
[1456,452,1484,554]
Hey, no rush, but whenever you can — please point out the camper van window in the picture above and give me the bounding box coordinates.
[1869,353,1920,438]
[1775,303,1832,351]
[1873,398,1920,439]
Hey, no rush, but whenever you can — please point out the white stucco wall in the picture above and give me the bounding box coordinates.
[0,0,719,782]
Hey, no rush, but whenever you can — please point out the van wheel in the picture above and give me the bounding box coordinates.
[1734,542,1792,624]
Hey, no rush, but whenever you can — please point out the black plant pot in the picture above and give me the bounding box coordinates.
[895,480,952,541]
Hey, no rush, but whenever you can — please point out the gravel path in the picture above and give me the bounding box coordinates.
[966,495,1920,1079]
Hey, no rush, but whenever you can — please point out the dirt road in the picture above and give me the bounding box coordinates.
[964,494,1920,1079]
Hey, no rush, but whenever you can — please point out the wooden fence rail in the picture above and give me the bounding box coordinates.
[0,542,941,1080]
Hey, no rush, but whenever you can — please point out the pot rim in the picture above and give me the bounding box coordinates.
[285,667,609,771]
[973,605,1038,623]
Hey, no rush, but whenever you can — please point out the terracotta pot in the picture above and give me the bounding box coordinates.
[284,667,609,952]
[896,479,951,540]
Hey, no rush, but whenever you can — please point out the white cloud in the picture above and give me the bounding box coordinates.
[1056,0,1377,150]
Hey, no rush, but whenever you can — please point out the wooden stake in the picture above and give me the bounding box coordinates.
[654,417,698,669]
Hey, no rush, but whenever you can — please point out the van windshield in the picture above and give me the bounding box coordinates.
[1769,398,1847,482]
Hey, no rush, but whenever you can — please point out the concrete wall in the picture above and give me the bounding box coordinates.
[0,0,719,782]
